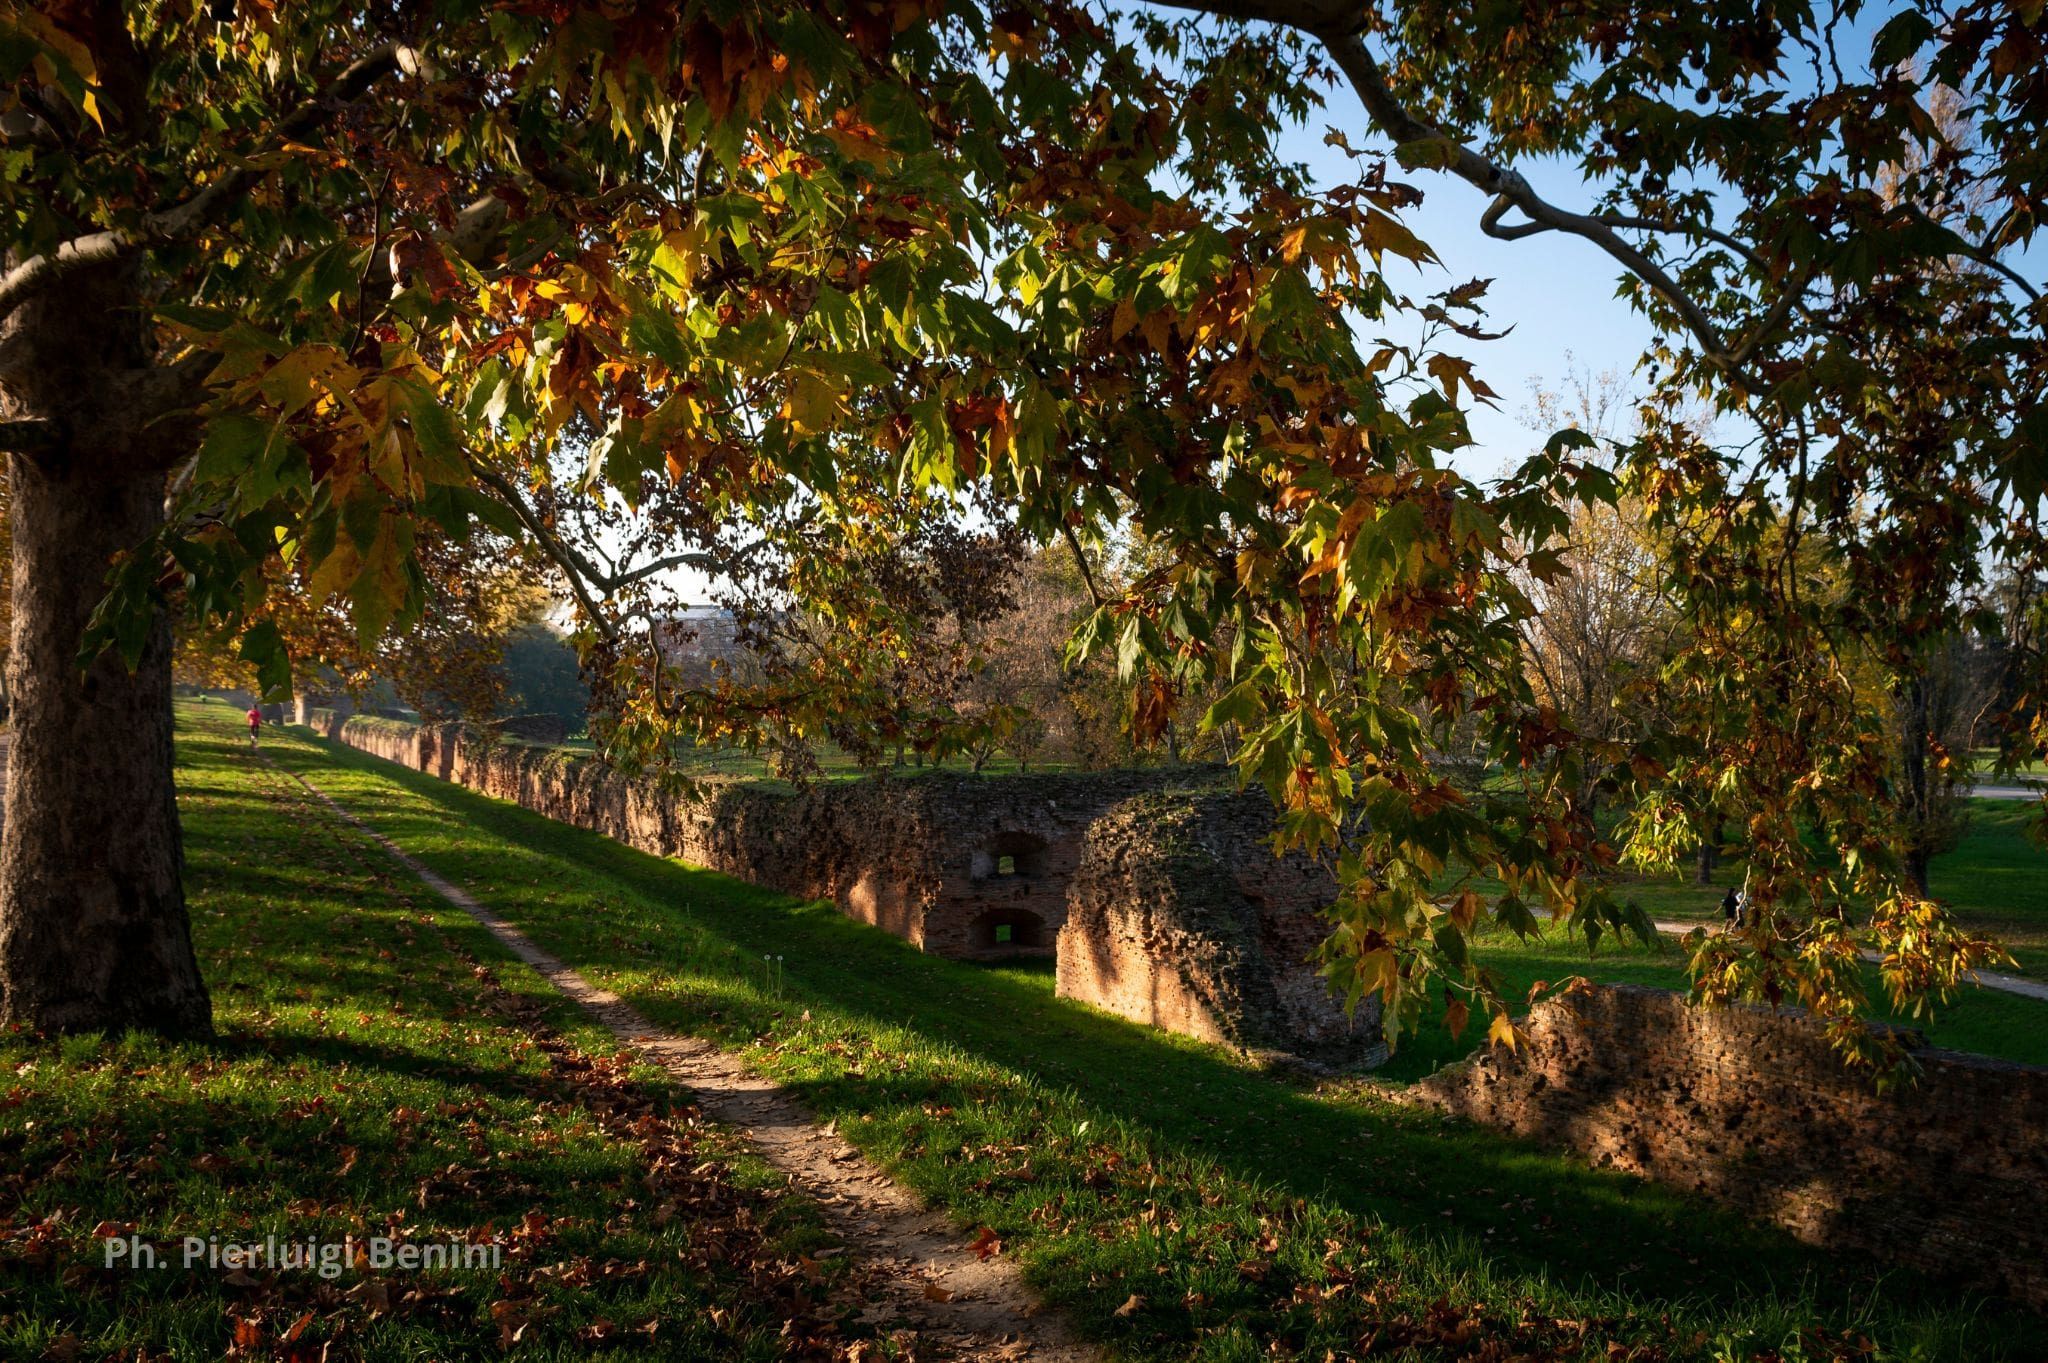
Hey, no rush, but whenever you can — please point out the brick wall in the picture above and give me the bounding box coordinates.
[301,713,1384,1064]
[1059,792,1388,1068]
[1404,983,2048,1308]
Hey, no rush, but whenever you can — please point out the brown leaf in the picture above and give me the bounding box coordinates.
[1113,1293,1145,1317]
[922,1281,955,1303]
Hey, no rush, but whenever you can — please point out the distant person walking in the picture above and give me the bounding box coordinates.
[247,705,262,750]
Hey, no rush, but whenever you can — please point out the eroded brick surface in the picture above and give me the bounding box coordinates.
[1060,792,1387,1067]
[308,713,1382,1064]
[1404,983,2048,1307]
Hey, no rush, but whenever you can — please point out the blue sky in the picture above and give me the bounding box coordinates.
[1279,90,1659,479]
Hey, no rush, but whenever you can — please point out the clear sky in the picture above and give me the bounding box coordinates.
[1278,87,1659,479]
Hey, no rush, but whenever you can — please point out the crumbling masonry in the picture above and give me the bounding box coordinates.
[302,712,1386,1066]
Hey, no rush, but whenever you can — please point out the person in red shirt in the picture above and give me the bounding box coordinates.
[246,705,261,750]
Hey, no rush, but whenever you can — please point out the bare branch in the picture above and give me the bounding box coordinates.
[1315,33,1736,365]
[465,461,618,637]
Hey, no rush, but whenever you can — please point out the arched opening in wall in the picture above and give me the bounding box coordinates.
[969,907,1049,952]
[972,830,1048,881]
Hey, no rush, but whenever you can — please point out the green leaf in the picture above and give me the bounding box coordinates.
[237,620,294,700]
[1393,138,1459,171]
[196,413,274,482]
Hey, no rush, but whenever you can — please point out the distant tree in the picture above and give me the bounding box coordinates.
[961,550,1072,771]
[500,622,590,732]
[173,528,535,721]
[1893,633,1991,895]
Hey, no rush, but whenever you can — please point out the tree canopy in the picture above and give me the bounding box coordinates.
[2,0,2043,1055]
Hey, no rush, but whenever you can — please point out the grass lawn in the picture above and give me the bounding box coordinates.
[1374,924,2048,1083]
[1601,799,2048,979]
[252,702,2047,1362]
[0,704,874,1360]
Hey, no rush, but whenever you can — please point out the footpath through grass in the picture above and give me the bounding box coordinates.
[258,704,2047,1362]
[0,704,877,1361]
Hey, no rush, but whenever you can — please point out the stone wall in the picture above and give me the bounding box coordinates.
[301,712,1384,1065]
[1059,792,1386,1067]
[1405,983,2048,1308]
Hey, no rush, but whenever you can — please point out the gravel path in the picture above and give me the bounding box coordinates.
[271,755,1096,1363]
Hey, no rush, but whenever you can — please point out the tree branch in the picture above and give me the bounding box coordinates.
[0,418,57,455]
[1133,0,1814,376]
[465,461,618,637]
[1316,32,1735,365]
[0,40,416,325]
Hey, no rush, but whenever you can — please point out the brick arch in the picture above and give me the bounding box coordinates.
[971,830,1048,881]
[968,906,1048,952]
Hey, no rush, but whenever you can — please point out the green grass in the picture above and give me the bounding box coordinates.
[1375,923,2048,1083]
[253,704,2047,1362]
[1599,801,2048,980]
[0,704,872,1360]
[1970,749,2048,781]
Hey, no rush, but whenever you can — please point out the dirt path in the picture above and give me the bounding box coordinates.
[269,756,1098,1363]
[1652,917,2048,1004]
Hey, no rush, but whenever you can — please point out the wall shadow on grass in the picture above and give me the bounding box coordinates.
[261,724,2045,1347]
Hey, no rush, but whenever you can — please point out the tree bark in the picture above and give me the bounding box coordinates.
[0,257,210,1036]
[1898,673,1934,898]
[1694,826,1720,885]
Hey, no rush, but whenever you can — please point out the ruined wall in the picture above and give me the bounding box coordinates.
[302,712,1382,1064]
[1058,792,1387,1068]
[1405,983,2048,1308]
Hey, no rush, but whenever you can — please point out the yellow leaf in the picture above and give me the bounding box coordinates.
[1110,296,1139,342]
[1486,1012,1519,1052]
[784,369,844,436]
[306,542,360,607]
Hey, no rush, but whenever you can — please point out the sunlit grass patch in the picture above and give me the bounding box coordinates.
[0,703,875,1361]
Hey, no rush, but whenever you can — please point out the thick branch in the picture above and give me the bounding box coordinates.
[0,40,415,325]
[1317,32,1734,363]
[0,418,57,455]
[466,462,617,635]
[1136,0,1807,374]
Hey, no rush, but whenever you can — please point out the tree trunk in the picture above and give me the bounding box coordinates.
[1902,845,1932,899]
[0,455,208,1034]
[1898,673,1934,898]
[0,257,210,1036]
[1694,825,1719,885]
